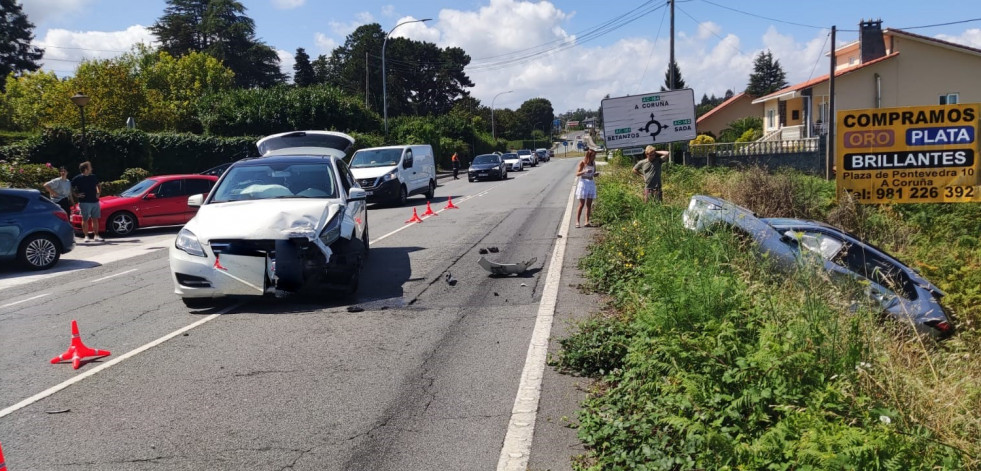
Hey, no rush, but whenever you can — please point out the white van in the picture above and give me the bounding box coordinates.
[349,145,437,205]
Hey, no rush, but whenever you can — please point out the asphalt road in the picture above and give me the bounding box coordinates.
[0,157,595,470]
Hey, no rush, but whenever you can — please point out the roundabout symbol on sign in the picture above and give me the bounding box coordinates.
[640,112,669,142]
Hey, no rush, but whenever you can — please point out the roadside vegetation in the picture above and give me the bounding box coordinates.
[554,158,981,469]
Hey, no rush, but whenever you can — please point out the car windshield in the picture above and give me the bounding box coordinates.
[502,153,518,160]
[350,149,402,168]
[119,179,157,198]
[517,150,531,155]
[473,155,499,165]
[211,162,337,202]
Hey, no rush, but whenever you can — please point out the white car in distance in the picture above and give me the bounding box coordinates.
[502,152,524,171]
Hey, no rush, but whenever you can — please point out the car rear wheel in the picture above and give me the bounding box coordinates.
[18,233,61,270]
[425,180,435,200]
[108,211,137,236]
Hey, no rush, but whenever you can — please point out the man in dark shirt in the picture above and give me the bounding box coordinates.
[71,161,103,242]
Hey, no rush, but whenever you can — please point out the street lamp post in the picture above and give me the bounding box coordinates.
[490,90,513,142]
[70,92,90,160]
[382,18,431,135]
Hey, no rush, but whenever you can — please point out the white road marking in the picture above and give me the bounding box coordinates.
[89,268,138,283]
[0,302,241,419]
[497,183,574,470]
[0,293,50,309]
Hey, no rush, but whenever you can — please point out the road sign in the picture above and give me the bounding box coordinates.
[621,147,645,156]
[553,118,561,129]
[836,103,980,203]
[600,89,697,149]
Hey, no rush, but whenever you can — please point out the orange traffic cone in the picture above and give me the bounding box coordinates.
[405,207,424,224]
[444,196,459,209]
[50,320,111,370]
[421,201,438,217]
[0,441,7,471]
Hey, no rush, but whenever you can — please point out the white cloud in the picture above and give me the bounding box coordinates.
[314,33,338,54]
[277,48,295,83]
[389,16,440,43]
[20,0,94,25]
[936,28,981,48]
[381,5,397,18]
[271,0,305,9]
[38,25,156,74]
[328,12,376,37]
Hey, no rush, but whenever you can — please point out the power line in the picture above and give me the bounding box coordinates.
[638,3,670,88]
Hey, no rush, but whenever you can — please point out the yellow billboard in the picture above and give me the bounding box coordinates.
[836,104,980,203]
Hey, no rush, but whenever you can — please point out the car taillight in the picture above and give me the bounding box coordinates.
[53,210,69,222]
[925,320,954,337]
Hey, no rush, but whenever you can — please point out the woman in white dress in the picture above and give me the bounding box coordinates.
[574,149,598,227]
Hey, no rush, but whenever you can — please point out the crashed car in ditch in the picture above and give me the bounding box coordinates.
[682,194,953,339]
[169,131,368,308]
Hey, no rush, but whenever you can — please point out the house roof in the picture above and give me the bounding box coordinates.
[751,52,899,104]
[696,92,749,124]
[885,28,981,57]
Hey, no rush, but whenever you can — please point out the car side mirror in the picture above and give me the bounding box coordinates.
[348,187,367,201]
[187,194,204,207]
[144,193,157,200]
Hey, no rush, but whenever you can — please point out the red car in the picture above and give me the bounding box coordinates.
[71,174,218,237]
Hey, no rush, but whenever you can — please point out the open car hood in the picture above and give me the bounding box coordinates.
[187,199,341,241]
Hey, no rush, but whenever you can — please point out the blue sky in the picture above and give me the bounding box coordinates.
[21,0,981,113]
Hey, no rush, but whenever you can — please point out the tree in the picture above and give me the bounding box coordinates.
[660,60,686,91]
[311,54,329,84]
[150,0,284,88]
[517,98,554,138]
[292,47,314,87]
[137,50,235,131]
[746,50,787,97]
[0,0,44,92]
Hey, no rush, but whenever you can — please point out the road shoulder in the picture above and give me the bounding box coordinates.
[527,219,602,469]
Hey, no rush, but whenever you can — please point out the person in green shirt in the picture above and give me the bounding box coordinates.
[632,145,669,202]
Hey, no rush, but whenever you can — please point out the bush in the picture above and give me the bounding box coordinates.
[197,84,382,136]
[0,159,58,191]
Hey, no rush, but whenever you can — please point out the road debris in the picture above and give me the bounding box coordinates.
[478,256,538,276]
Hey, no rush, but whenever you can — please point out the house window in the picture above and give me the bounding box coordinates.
[792,110,800,120]
[940,93,959,105]
[767,109,775,128]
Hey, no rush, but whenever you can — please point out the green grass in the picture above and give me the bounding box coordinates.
[554,162,981,470]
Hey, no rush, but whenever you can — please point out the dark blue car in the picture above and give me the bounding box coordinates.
[0,188,76,270]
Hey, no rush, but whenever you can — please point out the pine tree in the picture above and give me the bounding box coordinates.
[292,47,314,86]
[746,50,788,97]
[150,0,284,88]
[0,0,44,92]
[660,60,686,91]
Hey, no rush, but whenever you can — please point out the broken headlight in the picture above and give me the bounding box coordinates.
[319,208,344,245]
[175,228,207,257]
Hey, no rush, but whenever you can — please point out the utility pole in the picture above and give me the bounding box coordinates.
[365,51,369,108]
[669,0,675,163]
[827,26,836,180]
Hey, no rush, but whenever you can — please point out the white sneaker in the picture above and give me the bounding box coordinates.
[96,236,105,242]
[82,237,89,244]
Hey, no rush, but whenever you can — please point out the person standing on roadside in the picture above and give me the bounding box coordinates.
[44,166,73,214]
[633,145,669,203]
[451,152,461,179]
[71,161,103,242]
[574,148,599,228]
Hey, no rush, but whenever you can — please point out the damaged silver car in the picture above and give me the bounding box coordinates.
[169,131,368,308]
[682,195,953,339]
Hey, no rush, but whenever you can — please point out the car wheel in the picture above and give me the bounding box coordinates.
[18,233,61,270]
[182,298,211,309]
[468,178,474,182]
[425,180,436,200]
[107,211,137,236]
[397,185,408,206]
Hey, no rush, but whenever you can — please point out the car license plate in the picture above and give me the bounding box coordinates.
[478,173,488,177]
[365,191,373,196]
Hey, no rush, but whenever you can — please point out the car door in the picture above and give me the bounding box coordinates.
[141,179,185,226]
[0,194,27,259]
[401,148,420,193]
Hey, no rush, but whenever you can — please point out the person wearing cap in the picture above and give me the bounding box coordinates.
[633,145,669,202]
